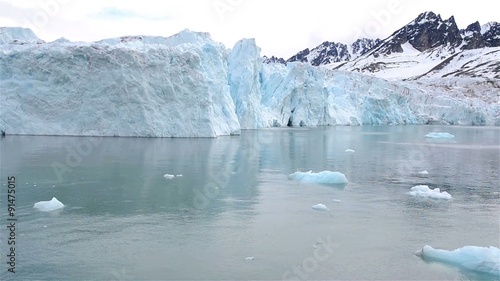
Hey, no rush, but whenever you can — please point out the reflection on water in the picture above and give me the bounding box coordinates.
[0,125,498,280]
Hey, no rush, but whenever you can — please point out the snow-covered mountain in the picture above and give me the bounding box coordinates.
[279,12,500,80]
[0,25,498,138]
[285,38,381,66]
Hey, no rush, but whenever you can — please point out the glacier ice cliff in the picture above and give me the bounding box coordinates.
[0,28,498,137]
[0,29,240,137]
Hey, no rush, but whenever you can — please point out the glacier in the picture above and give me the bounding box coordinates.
[0,27,498,137]
[0,28,240,137]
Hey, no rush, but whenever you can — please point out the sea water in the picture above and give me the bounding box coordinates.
[0,125,498,280]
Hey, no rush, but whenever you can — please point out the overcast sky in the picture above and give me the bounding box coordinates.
[0,0,498,58]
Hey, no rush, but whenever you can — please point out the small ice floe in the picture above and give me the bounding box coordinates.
[34,197,64,212]
[43,225,47,228]
[345,149,355,153]
[163,174,175,179]
[409,185,452,200]
[416,245,500,276]
[244,256,254,261]
[289,170,348,185]
[176,174,183,177]
[332,199,342,203]
[311,204,329,211]
[425,132,455,139]
[418,170,429,175]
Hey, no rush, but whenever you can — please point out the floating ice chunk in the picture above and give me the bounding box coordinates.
[425,132,455,138]
[417,245,500,276]
[418,170,429,175]
[289,170,348,185]
[34,197,64,212]
[345,149,355,153]
[311,204,329,211]
[176,174,183,177]
[332,199,342,203]
[244,257,254,261]
[409,185,452,200]
[163,174,175,179]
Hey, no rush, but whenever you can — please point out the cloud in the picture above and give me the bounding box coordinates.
[92,7,171,21]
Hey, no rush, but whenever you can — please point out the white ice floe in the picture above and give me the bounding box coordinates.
[409,185,452,200]
[345,149,355,153]
[425,132,455,138]
[418,170,429,175]
[163,174,175,179]
[332,199,342,203]
[311,204,329,211]
[289,170,348,185]
[33,197,64,212]
[176,174,183,177]
[417,245,500,276]
[244,256,254,261]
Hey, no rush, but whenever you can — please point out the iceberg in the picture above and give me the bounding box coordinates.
[311,204,329,211]
[345,149,355,153]
[418,170,429,175]
[163,174,175,179]
[289,170,348,185]
[417,245,500,276]
[425,132,455,138]
[34,197,64,211]
[409,185,452,200]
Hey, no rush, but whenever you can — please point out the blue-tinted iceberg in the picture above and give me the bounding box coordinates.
[409,185,452,200]
[289,170,348,185]
[425,132,455,138]
[417,245,500,276]
[34,197,64,212]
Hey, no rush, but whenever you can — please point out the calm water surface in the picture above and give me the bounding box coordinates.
[0,125,499,280]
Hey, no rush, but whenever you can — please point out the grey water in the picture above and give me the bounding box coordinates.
[0,125,498,280]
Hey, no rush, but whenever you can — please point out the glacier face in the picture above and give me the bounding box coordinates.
[0,28,498,137]
[0,29,240,137]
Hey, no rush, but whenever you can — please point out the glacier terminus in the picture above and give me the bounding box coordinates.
[0,25,499,138]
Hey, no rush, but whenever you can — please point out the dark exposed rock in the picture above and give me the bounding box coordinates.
[461,21,485,50]
[482,22,500,47]
[287,48,310,63]
[263,55,286,64]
